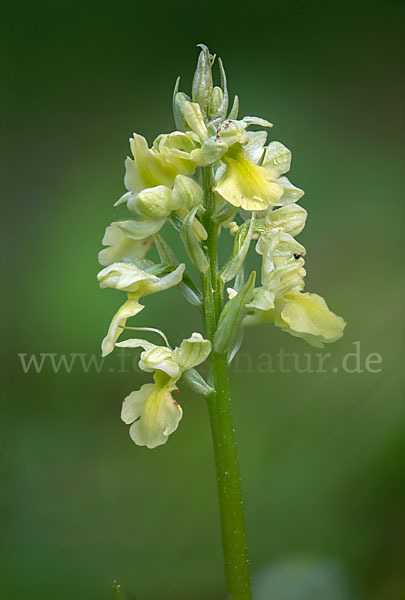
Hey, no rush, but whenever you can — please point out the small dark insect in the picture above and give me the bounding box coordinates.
[293,253,301,260]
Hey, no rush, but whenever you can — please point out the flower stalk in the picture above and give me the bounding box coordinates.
[206,354,251,599]
[202,166,252,598]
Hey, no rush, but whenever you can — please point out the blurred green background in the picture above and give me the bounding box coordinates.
[3,0,404,598]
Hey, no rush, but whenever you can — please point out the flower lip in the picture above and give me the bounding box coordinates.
[214,145,284,211]
[121,381,183,449]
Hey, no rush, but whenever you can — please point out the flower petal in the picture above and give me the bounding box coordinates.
[243,131,267,164]
[215,146,283,211]
[139,346,181,379]
[191,137,228,166]
[121,384,154,424]
[265,204,307,237]
[246,288,275,310]
[217,120,248,147]
[156,132,197,174]
[101,298,144,357]
[127,382,183,448]
[98,222,154,266]
[262,142,292,176]
[171,175,203,211]
[115,338,156,352]
[133,185,173,219]
[183,101,209,141]
[276,292,346,347]
[109,219,166,241]
[97,262,184,296]
[97,262,159,293]
[143,263,185,296]
[127,134,179,190]
[174,333,212,371]
[243,116,273,128]
[276,176,305,204]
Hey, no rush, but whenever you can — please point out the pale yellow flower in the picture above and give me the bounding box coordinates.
[215,144,284,211]
[118,333,211,447]
[98,263,185,356]
[124,132,198,199]
[243,228,346,347]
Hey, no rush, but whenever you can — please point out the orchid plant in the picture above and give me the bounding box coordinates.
[98,45,346,600]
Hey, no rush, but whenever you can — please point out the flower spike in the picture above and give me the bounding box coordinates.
[97,45,346,600]
[97,43,346,451]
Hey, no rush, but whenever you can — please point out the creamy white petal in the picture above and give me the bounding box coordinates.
[276,292,347,348]
[127,383,183,448]
[121,384,154,424]
[262,142,292,176]
[243,116,273,128]
[139,346,181,379]
[276,176,305,204]
[101,298,144,357]
[265,204,307,237]
[97,262,159,293]
[243,131,267,164]
[115,338,156,352]
[98,222,153,266]
[174,333,212,371]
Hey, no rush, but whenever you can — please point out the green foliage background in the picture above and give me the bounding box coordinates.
[3,0,404,598]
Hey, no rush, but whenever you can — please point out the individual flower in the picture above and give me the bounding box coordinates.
[213,122,304,211]
[98,220,154,266]
[124,133,193,195]
[244,286,346,348]
[120,174,206,243]
[153,131,199,174]
[116,128,204,213]
[215,143,284,211]
[98,263,185,356]
[118,333,211,448]
[241,218,346,347]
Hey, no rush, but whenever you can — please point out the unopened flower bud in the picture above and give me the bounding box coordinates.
[173,175,203,208]
[192,44,214,117]
[134,186,173,219]
[208,86,224,120]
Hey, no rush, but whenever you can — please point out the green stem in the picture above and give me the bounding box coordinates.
[204,167,222,322]
[201,168,252,600]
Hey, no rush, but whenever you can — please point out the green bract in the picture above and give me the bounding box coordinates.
[97,44,346,448]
